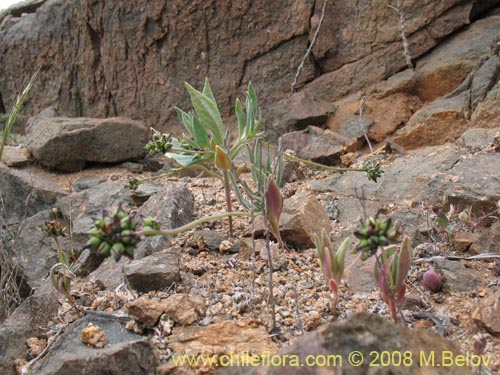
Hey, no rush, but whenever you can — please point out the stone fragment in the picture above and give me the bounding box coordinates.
[278,190,332,249]
[135,183,194,258]
[127,295,169,328]
[0,162,66,224]
[81,323,106,349]
[434,258,483,293]
[472,290,500,334]
[452,232,480,252]
[0,145,31,167]
[163,294,206,326]
[471,82,500,128]
[414,16,500,102]
[392,91,470,150]
[281,126,359,165]
[123,249,181,293]
[73,175,107,192]
[192,229,226,251]
[25,114,148,171]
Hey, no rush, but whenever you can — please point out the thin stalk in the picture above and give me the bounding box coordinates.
[222,170,234,238]
[261,141,365,174]
[263,213,277,333]
[136,211,251,237]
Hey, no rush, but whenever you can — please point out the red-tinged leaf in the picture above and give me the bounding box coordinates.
[265,177,283,244]
[215,145,231,171]
[395,236,412,290]
[329,279,338,294]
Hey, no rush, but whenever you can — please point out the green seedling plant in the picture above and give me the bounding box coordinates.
[142,79,264,238]
[0,69,38,160]
[314,230,350,315]
[355,217,412,323]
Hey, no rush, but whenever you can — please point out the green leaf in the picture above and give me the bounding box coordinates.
[185,82,224,146]
[165,152,198,167]
[192,116,210,149]
[202,78,216,103]
[175,107,194,135]
[235,98,245,138]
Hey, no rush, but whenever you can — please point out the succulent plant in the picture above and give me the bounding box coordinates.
[85,204,147,261]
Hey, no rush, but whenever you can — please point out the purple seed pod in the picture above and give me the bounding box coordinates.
[423,269,443,292]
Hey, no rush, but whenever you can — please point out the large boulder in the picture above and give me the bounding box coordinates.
[25,112,148,171]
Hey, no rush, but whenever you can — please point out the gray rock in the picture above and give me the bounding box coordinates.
[29,315,158,375]
[129,181,164,206]
[73,175,107,192]
[123,248,181,293]
[0,162,66,224]
[135,182,194,258]
[0,281,59,375]
[440,153,500,225]
[25,115,148,171]
[472,290,500,334]
[0,145,31,167]
[253,190,332,249]
[470,55,500,108]
[192,229,226,251]
[434,258,483,293]
[219,313,469,375]
[457,128,500,149]
[281,126,360,166]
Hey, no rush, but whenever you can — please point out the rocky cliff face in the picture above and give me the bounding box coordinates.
[0,0,498,136]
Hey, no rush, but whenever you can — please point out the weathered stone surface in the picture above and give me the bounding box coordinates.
[72,175,107,192]
[123,248,181,293]
[281,126,360,166]
[457,127,500,149]
[0,0,315,135]
[163,294,206,326]
[392,91,470,149]
[25,114,148,171]
[29,315,158,375]
[166,320,277,357]
[0,282,59,375]
[469,222,500,254]
[0,145,31,167]
[434,258,483,293]
[472,290,500,334]
[219,313,469,375]
[327,92,422,143]
[3,1,498,138]
[470,55,500,107]
[0,162,66,224]
[414,16,500,102]
[471,82,500,128]
[266,91,337,139]
[192,229,226,252]
[135,183,194,258]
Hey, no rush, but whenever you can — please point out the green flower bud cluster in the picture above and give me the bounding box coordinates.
[354,217,400,260]
[145,128,172,155]
[85,205,141,261]
[362,161,383,183]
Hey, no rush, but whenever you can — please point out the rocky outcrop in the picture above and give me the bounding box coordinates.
[1,0,497,137]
